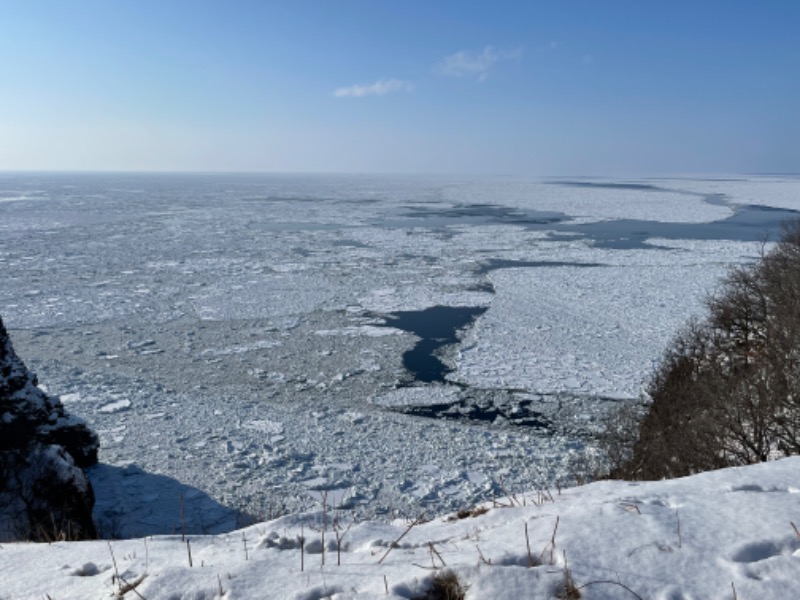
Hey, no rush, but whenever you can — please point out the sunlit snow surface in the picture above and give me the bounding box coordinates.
[1,173,798,531]
[4,458,800,599]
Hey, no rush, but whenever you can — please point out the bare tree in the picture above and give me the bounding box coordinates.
[608,219,800,480]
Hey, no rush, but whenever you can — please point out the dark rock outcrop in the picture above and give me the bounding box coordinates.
[0,316,99,541]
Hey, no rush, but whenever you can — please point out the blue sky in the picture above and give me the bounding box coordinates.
[1,1,798,175]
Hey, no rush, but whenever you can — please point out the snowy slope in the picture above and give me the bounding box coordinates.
[2,457,800,599]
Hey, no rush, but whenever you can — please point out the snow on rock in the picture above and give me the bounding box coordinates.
[0,315,99,541]
[3,457,800,598]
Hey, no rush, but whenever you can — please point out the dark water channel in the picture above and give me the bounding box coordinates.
[376,305,555,431]
[377,305,487,384]
[400,396,551,430]
[371,185,799,428]
[476,259,605,275]
[546,204,800,249]
[377,197,799,250]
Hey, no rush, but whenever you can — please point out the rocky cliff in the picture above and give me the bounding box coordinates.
[0,316,99,541]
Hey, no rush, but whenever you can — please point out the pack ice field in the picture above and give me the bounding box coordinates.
[1,173,797,534]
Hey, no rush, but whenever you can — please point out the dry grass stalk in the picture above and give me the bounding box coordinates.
[577,579,644,599]
[378,514,425,564]
[446,506,489,522]
[333,514,353,566]
[524,522,538,567]
[413,569,468,600]
[497,478,521,507]
[531,488,555,507]
[180,493,186,542]
[558,551,581,599]
[300,524,305,572]
[116,574,148,599]
[428,541,446,568]
[108,541,120,585]
[540,516,560,565]
[320,490,328,567]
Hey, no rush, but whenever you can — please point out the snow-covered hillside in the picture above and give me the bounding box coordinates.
[3,457,799,599]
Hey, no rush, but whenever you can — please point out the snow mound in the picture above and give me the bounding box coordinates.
[3,458,800,598]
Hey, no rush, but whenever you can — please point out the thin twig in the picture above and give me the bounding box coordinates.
[429,541,446,567]
[321,490,328,567]
[300,525,305,572]
[577,579,644,600]
[108,542,120,591]
[791,521,800,540]
[180,492,186,542]
[377,514,425,564]
[562,550,578,598]
[117,574,148,600]
[540,516,560,565]
[334,517,353,566]
[497,477,521,507]
[525,522,534,567]
[476,544,492,565]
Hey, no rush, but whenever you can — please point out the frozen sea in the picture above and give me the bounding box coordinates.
[1,172,798,535]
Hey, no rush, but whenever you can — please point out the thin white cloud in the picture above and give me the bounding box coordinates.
[437,45,521,82]
[333,79,414,98]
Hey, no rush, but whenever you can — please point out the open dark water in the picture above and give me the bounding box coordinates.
[400,395,551,429]
[547,204,800,249]
[377,306,487,383]
[369,187,800,426]
[379,197,800,250]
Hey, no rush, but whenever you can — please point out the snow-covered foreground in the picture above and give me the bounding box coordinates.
[3,458,800,599]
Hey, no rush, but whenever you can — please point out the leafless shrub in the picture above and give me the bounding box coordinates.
[606,219,800,480]
[413,569,468,600]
